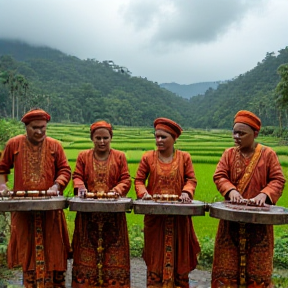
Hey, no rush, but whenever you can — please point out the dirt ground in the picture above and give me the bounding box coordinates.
[0,258,212,288]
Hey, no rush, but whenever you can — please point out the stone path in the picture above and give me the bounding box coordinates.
[2,258,211,288]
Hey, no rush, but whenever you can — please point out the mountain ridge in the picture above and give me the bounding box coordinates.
[1,38,288,129]
[160,81,221,98]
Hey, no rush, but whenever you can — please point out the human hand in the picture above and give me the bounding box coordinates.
[229,189,243,203]
[78,187,87,197]
[142,192,152,200]
[0,183,8,191]
[179,192,192,203]
[111,188,121,197]
[250,193,267,206]
[0,184,10,196]
[47,183,60,196]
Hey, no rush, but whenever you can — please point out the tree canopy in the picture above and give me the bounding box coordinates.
[1,39,288,129]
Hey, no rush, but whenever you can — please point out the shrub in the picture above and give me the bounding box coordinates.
[0,119,24,148]
[129,224,144,257]
[273,232,288,269]
[197,236,215,269]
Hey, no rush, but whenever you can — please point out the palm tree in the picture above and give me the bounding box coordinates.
[0,71,29,119]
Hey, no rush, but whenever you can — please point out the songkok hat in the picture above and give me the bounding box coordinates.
[21,109,51,124]
[154,117,183,139]
[234,110,261,131]
[90,120,113,138]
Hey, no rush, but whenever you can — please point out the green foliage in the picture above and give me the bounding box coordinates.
[0,56,29,120]
[0,212,10,269]
[1,40,288,129]
[187,49,288,129]
[0,118,23,149]
[128,224,144,257]
[272,270,288,288]
[273,231,288,269]
[275,63,288,109]
[0,40,189,126]
[197,236,215,269]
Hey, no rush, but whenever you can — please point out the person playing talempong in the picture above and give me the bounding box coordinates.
[211,110,285,288]
[0,108,71,288]
[135,117,200,288]
[71,120,131,287]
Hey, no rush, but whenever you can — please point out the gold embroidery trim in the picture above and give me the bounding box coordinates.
[237,144,262,194]
[235,143,263,288]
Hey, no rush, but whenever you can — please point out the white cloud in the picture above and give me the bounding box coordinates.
[0,0,288,84]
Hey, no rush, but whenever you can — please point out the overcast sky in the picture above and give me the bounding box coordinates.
[1,0,288,84]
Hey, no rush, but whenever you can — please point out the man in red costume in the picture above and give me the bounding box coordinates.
[212,110,285,288]
[135,117,200,288]
[0,108,71,288]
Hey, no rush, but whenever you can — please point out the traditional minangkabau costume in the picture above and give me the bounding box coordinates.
[72,121,131,288]
[135,118,200,288]
[211,111,285,288]
[0,109,71,288]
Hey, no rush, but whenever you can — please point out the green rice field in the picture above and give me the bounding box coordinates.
[41,123,288,243]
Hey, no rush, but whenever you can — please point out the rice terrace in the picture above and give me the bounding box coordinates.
[50,123,288,259]
[3,123,288,285]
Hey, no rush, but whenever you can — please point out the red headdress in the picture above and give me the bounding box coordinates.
[21,109,51,124]
[154,117,183,139]
[234,110,261,131]
[90,121,113,138]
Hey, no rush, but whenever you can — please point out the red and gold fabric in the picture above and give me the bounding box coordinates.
[212,144,285,288]
[135,150,200,288]
[21,109,51,124]
[90,120,113,138]
[0,135,71,287]
[233,110,261,131]
[72,148,131,288]
[154,118,183,139]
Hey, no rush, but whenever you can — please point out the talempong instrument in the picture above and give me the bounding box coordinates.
[0,190,67,211]
[0,189,65,288]
[209,201,288,288]
[133,199,206,215]
[68,196,133,212]
[209,201,288,225]
[69,193,132,286]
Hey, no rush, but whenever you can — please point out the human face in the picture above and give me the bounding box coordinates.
[232,123,258,150]
[26,120,47,145]
[92,128,111,153]
[155,129,175,152]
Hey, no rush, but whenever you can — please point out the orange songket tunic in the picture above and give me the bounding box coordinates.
[135,150,200,288]
[0,135,71,287]
[212,145,285,288]
[72,148,131,288]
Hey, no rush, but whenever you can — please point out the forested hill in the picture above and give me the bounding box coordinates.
[0,39,189,126]
[160,81,220,99]
[186,48,288,128]
[0,39,288,129]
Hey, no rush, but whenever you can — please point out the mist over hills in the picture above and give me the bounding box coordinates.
[1,39,288,129]
[160,82,220,99]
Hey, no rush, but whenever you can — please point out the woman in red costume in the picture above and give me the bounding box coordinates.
[135,117,200,288]
[212,110,285,288]
[72,120,131,288]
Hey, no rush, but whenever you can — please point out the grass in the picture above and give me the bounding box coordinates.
[2,123,288,276]
[5,123,287,241]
